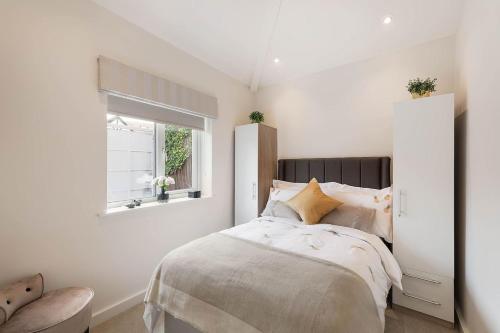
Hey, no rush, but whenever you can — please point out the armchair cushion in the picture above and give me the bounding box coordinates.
[0,274,44,324]
[0,287,93,333]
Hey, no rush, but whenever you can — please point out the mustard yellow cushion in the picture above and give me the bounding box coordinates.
[286,178,343,225]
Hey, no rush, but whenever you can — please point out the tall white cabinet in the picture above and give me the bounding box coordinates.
[235,124,277,226]
[393,94,454,323]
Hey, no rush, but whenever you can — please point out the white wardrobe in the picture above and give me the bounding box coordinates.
[393,94,454,323]
[235,124,277,226]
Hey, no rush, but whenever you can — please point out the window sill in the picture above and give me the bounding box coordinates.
[98,196,210,218]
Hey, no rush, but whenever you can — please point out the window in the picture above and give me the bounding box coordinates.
[107,114,199,207]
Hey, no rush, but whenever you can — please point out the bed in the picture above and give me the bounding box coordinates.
[143,157,402,333]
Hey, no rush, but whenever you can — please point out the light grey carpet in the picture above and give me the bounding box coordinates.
[92,303,458,333]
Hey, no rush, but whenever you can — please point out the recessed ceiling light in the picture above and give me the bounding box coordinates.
[273,57,280,64]
[383,16,392,24]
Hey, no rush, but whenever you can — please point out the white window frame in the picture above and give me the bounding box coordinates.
[107,116,200,209]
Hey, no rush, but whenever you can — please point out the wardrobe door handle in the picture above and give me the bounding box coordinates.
[398,190,402,217]
[398,190,406,217]
[252,182,256,200]
[402,292,441,306]
[403,272,441,284]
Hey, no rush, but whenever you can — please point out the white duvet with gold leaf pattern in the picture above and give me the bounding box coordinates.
[221,217,402,326]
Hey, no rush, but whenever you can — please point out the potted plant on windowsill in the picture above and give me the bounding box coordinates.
[152,176,175,202]
[406,77,437,99]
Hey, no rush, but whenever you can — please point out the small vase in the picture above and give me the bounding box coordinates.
[157,187,169,202]
[411,91,432,99]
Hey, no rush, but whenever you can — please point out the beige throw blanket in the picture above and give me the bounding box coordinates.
[144,233,383,333]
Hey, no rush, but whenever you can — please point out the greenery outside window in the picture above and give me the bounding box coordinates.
[106,114,200,208]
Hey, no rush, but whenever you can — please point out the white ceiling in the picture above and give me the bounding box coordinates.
[93,0,463,91]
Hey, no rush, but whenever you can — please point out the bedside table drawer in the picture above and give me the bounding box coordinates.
[394,268,454,323]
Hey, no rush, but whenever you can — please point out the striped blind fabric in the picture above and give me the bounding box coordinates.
[107,95,205,130]
[98,56,217,129]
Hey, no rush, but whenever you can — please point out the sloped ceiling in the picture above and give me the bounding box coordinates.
[92,0,463,91]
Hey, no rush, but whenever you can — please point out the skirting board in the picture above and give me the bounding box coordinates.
[91,289,146,327]
[455,302,470,333]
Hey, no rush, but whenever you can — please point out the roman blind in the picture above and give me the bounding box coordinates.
[98,56,217,129]
[106,95,205,130]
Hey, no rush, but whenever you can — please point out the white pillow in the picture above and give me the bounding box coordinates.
[268,184,393,242]
[261,200,301,221]
[268,187,302,201]
[325,186,393,242]
[333,183,390,196]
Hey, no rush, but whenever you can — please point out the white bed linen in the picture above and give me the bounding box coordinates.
[221,217,402,326]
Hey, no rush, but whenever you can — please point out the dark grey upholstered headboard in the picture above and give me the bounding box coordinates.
[277,157,391,189]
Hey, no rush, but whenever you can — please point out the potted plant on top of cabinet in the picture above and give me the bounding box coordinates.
[406,77,437,99]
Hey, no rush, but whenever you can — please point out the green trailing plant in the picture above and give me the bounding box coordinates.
[164,125,192,175]
[249,111,264,123]
[406,77,437,96]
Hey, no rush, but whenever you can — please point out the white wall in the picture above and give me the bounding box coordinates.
[455,0,500,332]
[256,36,457,159]
[0,0,252,323]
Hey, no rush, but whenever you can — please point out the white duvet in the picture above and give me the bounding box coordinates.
[221,217,402,326]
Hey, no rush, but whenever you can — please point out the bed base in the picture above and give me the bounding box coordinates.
[163,313,201,333]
